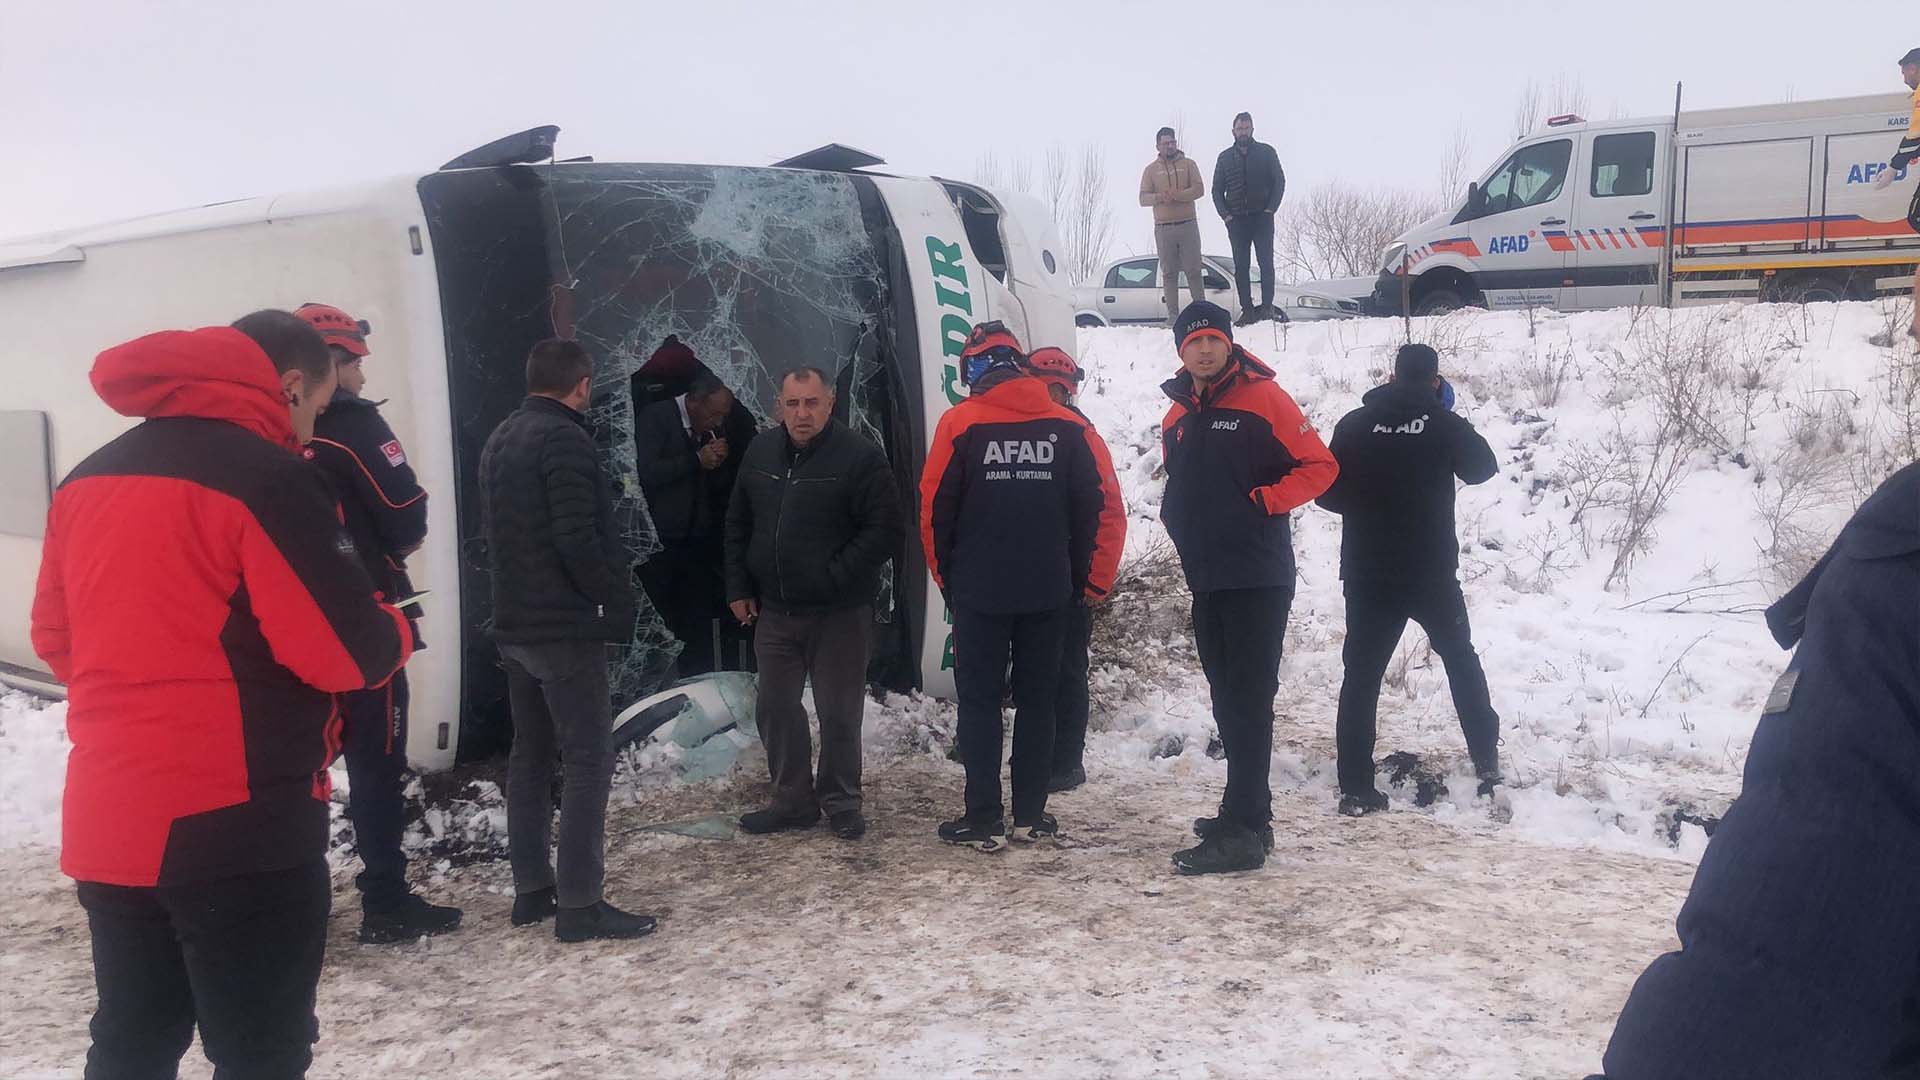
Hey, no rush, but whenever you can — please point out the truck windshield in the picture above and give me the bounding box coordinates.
[1481,139,1573,216]
[420,164,912,753]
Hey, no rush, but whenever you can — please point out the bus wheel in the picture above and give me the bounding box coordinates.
[1414,289,1465,316]
[1778,274,1851,305]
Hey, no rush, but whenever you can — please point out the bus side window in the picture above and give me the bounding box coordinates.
[0,410,53,539]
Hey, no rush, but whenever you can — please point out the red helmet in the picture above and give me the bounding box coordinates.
[295,302,371,357]
[1027,346,1082,392]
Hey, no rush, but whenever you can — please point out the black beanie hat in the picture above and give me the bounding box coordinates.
[1173,300,1233,350]
[1395,342,1441,382]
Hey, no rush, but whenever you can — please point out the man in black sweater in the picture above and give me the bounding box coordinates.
[724,367,903,840]
[1212,111,1286,325]
[479,339,656,943]
[1316,343,1501,817]
[636,373,740,676]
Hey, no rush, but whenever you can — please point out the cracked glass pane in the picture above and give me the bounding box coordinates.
[420,164,914,753]
[545,166,894,698]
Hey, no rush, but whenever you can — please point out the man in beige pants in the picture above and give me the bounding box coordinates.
[1141,126,1206,324]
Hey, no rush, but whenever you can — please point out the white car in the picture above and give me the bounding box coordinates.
[1073,253,1359,327]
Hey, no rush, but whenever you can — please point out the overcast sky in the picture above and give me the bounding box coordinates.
[1,0,1904,272]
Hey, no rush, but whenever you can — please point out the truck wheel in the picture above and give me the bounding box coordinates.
[1778,275,1851,305]
[1413,289,1465,316]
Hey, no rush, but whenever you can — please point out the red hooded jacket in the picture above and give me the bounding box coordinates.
[31,327,413,887]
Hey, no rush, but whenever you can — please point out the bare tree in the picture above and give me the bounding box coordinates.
[1061,143,1115,282]
[1007,155,1034,196]
[1437,121,1474,205]
[1512,79,1544,142]
[974,150,1004,189]
[1513,75,1590,139]
[1549,75,1591,121]
[1041,143,1071,227]
[1275,183,1440,281]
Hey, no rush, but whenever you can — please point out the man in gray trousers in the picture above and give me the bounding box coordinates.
[726,367,904,840]
[1140,126,1207,324]
[479,338,658,942]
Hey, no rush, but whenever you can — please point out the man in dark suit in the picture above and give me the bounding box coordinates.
[635,373,739,676]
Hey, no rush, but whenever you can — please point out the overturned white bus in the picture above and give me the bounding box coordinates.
[0,128,1076,770]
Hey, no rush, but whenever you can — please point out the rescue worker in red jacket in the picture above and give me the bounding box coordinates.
[31,310,413,1078]
[299,302,461,944]
[920,323,1126,851]
[1028,346,1099,793]
[1160,300,1337,875]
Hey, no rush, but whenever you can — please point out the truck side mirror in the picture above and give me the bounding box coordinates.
[1466,182,1486,216]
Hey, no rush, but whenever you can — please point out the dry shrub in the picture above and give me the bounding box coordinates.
[1087,535,1191,711]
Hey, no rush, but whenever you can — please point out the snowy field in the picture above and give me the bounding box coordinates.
[2,300,1913,1077]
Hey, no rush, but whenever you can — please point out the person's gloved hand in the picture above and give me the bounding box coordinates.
[1876,167,1897,190]
[1436,377,1457,412]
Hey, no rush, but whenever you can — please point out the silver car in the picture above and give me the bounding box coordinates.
[1072,253,1360,327]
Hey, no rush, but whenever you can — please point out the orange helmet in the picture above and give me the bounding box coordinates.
[959,320,1026,387]
[1027,346,1082,392]
[295,302,371,358]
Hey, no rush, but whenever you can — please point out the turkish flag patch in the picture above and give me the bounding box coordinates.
[380,440,406,467]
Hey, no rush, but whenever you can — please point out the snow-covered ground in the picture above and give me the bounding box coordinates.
[1,300,1912,1077]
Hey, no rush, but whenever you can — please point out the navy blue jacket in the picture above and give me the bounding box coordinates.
[1317,381,1497,583]
[309,389,428,606]
[1601,462,1920,1079]
[920,375,1126,615]
[1159,348,1338,594]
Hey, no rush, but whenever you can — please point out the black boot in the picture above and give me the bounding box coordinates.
[1046,765,1087,793]
[738,805,821,834]
[555,900,659,943]
[829,810,867,840]
[358,893,464,945]
[1190,813,1275,853]
[1474,750,1504,796]
[511,886,558,927]
[1338,789,1390,817]
[1171,826,1265,875]
[937,815,1007,853]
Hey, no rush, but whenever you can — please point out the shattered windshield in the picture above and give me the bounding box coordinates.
[421,163,906,751]
[548,165,894,701]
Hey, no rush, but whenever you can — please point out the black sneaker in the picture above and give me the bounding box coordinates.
[1190,814,1276,854]
[1338,789,1390,817]
[738,806,821,834]
[555,900,659,943]
[1474,751,1504,796]
[829,810,867,840]
[511,887,558,927]
[1171,827,1265,875]
[1047,765,1087,793]
[1010,814,1059,843]
[358,893,463,945]
[937,816,1007,853]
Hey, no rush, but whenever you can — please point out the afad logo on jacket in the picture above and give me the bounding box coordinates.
[1372,415,1430,435]
[982,433,1057,480]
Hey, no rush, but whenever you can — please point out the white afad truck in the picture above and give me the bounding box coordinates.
[1372,91,1920,314]
[0,130,1076,773]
